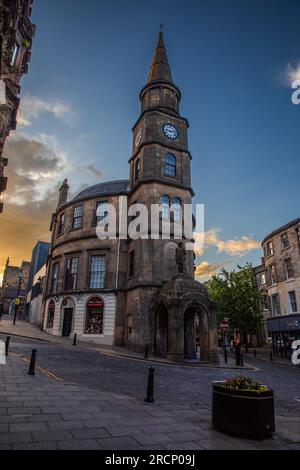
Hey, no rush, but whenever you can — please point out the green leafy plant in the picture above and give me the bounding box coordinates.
[221,375,270,392]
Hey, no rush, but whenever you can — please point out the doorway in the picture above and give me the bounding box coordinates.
[62,308,73,337]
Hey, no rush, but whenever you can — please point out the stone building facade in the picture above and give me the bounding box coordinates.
[0,0,35,212]
[254,218,300,350]
[43,33,218,363]
[0,257,30,313]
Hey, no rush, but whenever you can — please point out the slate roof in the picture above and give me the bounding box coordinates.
[72,179,130,203]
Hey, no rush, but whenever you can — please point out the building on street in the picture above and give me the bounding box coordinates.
[0,257,30,314]
[0,0,36,212]
[42,32,218,363]
[254,218,300,354]
[24,240,50,324]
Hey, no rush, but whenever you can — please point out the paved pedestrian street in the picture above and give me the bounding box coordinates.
[0,322,300,450]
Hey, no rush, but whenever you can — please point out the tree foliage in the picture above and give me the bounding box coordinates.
[205,263,263,337]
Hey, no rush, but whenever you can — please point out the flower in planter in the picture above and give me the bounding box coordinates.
[221,375,270,393]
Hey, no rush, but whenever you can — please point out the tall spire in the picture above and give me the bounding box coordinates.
[147,31,173,84]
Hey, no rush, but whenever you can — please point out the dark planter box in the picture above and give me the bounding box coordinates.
[212,381,275,438]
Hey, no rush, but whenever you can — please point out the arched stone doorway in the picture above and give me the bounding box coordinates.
[155,304,168,357]
[184,306,209,361]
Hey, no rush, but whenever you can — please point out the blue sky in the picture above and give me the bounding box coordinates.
[1,0,299,279]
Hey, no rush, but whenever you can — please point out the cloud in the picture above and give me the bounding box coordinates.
[0,134,67,278]
[81,164,103,178]
[18,94,73,126]
[281,63,300,87]
[3,134,65,205]
[195,261,228,280]
[194,228,260,258]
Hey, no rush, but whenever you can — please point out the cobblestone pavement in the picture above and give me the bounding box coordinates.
[0,328,300,450]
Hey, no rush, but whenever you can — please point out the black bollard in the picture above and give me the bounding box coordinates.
[73,333,77,346]
[144,344,149,359]
[240,354,244,366]
[28,349,37,376]
[224,347,228,363]
[254,348,256,358]
[144,367,155,403]
[5,336,10,356]
[270,350,273,361]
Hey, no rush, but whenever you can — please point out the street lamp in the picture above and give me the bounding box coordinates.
[13,268,23,325]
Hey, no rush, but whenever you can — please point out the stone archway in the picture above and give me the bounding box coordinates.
[155,304,168,357]
[184,305,210,361]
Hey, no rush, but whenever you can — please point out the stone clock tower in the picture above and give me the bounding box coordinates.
[125,32,215,362]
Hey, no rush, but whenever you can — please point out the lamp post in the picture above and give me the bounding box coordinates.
[13,268,23,325]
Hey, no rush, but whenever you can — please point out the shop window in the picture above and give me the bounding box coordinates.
[85,297,104,334]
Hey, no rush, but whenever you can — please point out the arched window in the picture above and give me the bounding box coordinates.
[85,297,104,334]
[134,159,140,181]
[162,195,170,219]
[172,197,182,221]
[164,154,176,177]
[47,300,55,329]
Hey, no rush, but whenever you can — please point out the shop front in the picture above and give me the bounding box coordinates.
[267,314,300,360]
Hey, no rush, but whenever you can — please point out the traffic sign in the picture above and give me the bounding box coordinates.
[220,319,229,331]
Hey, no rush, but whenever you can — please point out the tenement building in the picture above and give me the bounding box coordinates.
[0,0,35,212]
[43,33,218,363]
[255,218,300,352]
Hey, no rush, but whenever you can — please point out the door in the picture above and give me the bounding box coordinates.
[62,308,73,337]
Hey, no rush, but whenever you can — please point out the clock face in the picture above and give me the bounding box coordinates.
[135,129,142,147]
[163,123,179,140]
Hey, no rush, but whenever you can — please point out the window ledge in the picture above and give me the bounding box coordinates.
[285,278,295,283]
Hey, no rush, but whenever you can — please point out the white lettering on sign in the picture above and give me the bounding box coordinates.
[291,340,300,365]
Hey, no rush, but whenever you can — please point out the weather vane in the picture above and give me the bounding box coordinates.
[160,24,164,32]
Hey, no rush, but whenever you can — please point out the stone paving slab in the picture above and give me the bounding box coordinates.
[0,353,298,450]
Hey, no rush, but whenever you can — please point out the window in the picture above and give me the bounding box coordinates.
[260,273,266,285]
[267,241,274,257]
[172,197,182,221]
[128,251,135,277]
[46,300,55,329]
[85,297,104,334]
[72,206,83,229]
[51,263,59,294]
[89,255,106,289]
[162,195,170,219]
[164,154,176,177]
[57,213,65,236]
[95,200,108,224]
[271,294,281,316]
[134,159,140,181]
[268,265,277,285]
[11,44,19,66]
[285,258,294,280]
[288,291,298,313]
[64,257,78,290]
[281,233,289,249]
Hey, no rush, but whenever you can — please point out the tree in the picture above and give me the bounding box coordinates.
[205,263,263,345]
